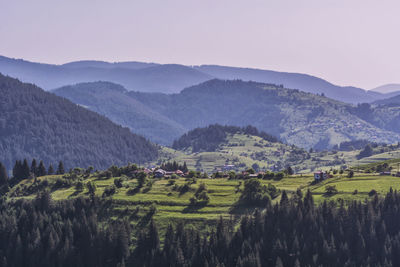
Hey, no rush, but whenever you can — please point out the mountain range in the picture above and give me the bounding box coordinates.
[371,84,400,94]
[1,55,399,104]
[53,79,400,149]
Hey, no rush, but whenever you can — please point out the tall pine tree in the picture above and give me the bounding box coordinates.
[0,162,8,186]
[57,161,65,175]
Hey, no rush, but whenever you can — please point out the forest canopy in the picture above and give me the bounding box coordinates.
[0,73,158,170]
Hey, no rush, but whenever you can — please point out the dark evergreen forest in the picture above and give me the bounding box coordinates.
[131,189,400,267]
[3,188,400,266]
[0,73,158,170]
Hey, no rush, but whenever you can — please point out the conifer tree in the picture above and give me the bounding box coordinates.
[0,162,8,186]
[12,160,22,180]
[31,158,38,176]
[37,160,47,177]
[57,161,65,175]
[48,164,54,175]
[22,159,30,179]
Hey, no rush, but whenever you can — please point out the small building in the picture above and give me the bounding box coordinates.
[222,165,235,171]
[314,171,328,181]
[380,171,392,176]
[154,169,166,178]
[175,170,184,176]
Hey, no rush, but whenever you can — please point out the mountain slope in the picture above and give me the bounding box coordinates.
[128,79,400,149]
[53,82,187,144]
[195,65,383,104]
[0,74,158,170]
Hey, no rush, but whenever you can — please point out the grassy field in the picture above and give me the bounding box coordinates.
[11,169,400,237]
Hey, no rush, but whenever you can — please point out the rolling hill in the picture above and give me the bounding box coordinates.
[0,73,158,170]
[159,125,400,174]
[1,55,399,103]
[129,79,400,149]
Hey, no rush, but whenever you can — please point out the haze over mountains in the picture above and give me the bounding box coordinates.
[53,79,400,149]
[1,55,399,104]
[372,84,400,94]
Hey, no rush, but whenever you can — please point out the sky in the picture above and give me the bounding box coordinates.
[1,0,399,89]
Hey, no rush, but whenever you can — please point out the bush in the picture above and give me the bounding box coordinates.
[347,170,354,178]
[75,181,84,192]
[325,185,338,195]
[274,172,284,181]
[239,178,277,206]
[179,183,191,195]
[114,178,123,188]
[369,189,377,197]
[102,185,116,197]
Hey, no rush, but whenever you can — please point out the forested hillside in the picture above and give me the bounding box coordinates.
[53,82,186,144]
[0,74,158,170]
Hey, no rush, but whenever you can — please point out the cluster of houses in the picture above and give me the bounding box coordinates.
[153,169,185,178]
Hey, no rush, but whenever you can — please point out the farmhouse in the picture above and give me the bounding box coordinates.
[154,169,166,178]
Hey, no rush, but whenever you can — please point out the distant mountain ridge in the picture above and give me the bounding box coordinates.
[1,55,399,103]
[371,84,400,94]
[0,74,158,170]
[194,65,386,104]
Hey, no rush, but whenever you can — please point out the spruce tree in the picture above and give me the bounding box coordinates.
[22,159,30,179]
[48,164,54,175]
[12,160,22,180]
[31,159,38,176]
[37,161,47,177]
[57,161,65,175]
[0,162,8,186]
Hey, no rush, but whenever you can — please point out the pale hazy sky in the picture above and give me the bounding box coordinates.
[1,0,399,89]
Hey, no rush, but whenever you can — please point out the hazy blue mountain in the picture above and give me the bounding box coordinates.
[194,65,384,104]
[0,73,158,170]
[53,82,187,144]
[371,83,400,94]
[2,55,400,103]
[0,55,212,93]
[61,60,159,70]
